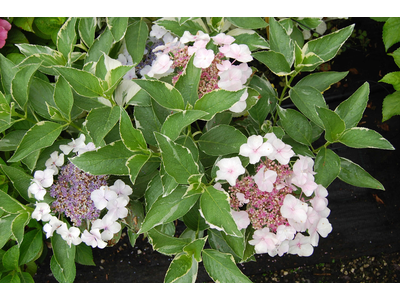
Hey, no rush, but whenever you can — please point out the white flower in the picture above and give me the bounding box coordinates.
[316,217,332,238]
[276,224,297,242]
[91,186,118,210]
[253,166,277,193]
[43,216,64,239]
[109,179,133,201]
[236,192,249,206]
[150,24,167,39]
[147,53,173,78]
[106,197,129,221]
[81,229,107,249]
[92,214,122,241]
[239,135,274,164]
[231,210,250,231]
[45,151,64,175]
[288,233,314,257]
[56,223,82,247]
[32,202,52,222]
[28,181,46,201]
[212,33,235,46]
[229,89,248,113]
[28,169,55,200]
[59,134,87,155]
[248,227,279,256]
[215,157,245,186]
[268,138,295,165]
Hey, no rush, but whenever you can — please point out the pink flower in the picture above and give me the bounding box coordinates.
[231,210,250,230]
[218,67,244,91]
[239,135,274,164]
[310,185,329,212]
[291,155,318,196]
[280,194,308,224]
[268,138,295,165]
[253,166,277,192]
[222,43,253,63]
[212,33,235,46]
[147,53,173,77]
[193,48,215,68]
[0,19,11,49]
[215,157,245,186]
[248,227,279,255]
[288,233,314,257]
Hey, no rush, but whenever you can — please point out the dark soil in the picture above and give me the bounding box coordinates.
[33,17,400,283]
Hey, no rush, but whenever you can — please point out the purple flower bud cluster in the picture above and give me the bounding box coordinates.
[229,158,294,232]
[49,162,109,227]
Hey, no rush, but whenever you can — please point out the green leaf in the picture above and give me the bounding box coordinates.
[183,237,207,263]
[226,17,268,29]
[269,17,295,67]
[164,253,196,283]
[335,82,370,129]
[296,71,348,93]
[202,249,252,283]
[379,71,400,90]
[84,27,114,64]
[2,245,20,271]
[29,76,57,120]
[161,110,207,141]
[289,85,327,128]
[19,229,43,266]
[155,18,206,36]
[70,140,133,175]
[54,76,73,121]
[56,17,78,62]
[50,232,76,283]
[54,66,104,98]
[198,124,247,156]
[104,65,135,96]
[119,108,147,151]
[383,17,400,51]
[107,17,129,42]
[0,54,19,95]
[125,19,149,66]
[8,121,64,163]
[388,47,400,68]
[227,28,269,51]
[305,24,354,62]
[316,107,346,143]
[382,90,400,122]
[11,63,41,111]
[134,79,184,111]
[338,157,384,190]
[277,106,313,146]
[0,215,13,249]
[154,132,199,185]
[75,243,95,266]
[34,17,66,36]
[147,227,191,256]
[200,185,242,237]
[126,153,151,185]
[78,17,96,48]
[339,127,395,150]
[13,17,34,32]
[12,211,30,245]
[248,75,278,125]
[252,50,292,76]
[16,44,66,72]
[208,229,245,263]
[0,189,26,214]
[314,148,341,187]
[0,164,35,202]
[85,106,120,146]
[182,200,209,232]
[134,105,162,146]
[138,185,199,234]
[174,55,202,106]
[193,88,247,120]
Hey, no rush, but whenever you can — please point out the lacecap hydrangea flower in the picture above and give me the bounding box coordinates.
[215,133,332,257]
[29,134,133,249]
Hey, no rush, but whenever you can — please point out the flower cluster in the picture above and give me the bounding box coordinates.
[215,133,332,257]
[0,18,11,49]
[120,24,254,113]
[29,134,132,249]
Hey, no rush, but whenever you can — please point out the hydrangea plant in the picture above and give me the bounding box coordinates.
[0,17,395,283]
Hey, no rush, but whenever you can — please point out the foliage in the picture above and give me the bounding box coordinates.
[0,17,394,283]
[372,17,400,122]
